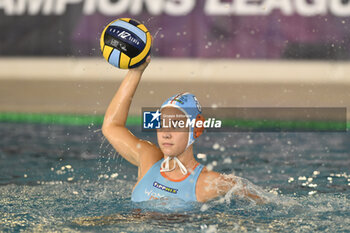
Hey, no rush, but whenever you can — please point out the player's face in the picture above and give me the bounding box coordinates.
[157,107,189,156]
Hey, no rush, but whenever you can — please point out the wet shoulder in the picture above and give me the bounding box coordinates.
[196,168,223,202]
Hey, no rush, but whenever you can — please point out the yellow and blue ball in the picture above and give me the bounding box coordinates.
[100,18,151,69]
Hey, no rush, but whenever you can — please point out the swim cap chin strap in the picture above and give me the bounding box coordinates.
[160,156,188,175]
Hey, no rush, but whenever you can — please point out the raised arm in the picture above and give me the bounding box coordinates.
[102,56,163,168]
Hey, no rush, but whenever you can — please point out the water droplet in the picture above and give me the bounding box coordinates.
[197,153,207,160]
[212,143,220,150]
[200,204,209,212]
[308,191,317,195]
[111,173,119,178]
[223,157,232,164]
[206,164,214,171]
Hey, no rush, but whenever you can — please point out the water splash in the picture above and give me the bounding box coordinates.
[153,27,163,39]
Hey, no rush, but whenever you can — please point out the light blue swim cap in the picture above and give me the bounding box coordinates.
[160,92,202,149]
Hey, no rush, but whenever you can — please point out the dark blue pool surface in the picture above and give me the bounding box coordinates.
[0,122,349,232]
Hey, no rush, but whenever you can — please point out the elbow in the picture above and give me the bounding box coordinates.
[102,124,115,137]
[101,124,109,136]
[102,117,108,135]
[101,118,115,136]
[101,124,125,138]
[102,118,125,136]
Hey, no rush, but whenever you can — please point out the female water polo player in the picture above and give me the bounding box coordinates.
[102,56,265,203]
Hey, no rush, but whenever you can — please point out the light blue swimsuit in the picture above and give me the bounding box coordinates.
[131,159,204,202]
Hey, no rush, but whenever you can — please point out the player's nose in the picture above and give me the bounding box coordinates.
[162,131,172,139]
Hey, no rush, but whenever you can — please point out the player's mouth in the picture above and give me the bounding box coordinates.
[162,143,174,147]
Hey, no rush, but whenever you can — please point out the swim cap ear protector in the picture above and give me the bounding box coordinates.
[160,92,205,150]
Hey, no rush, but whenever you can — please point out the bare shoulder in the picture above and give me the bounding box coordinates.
[197,168,236,187]
[196,168,238,202]
[196,168,224,202]
[197,167,220,183]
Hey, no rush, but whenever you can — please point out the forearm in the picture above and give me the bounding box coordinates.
[103,69,144,128]
[241,188,265,204]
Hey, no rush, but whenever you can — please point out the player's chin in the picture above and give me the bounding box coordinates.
[160,147,177,156]
[160,147,172,154]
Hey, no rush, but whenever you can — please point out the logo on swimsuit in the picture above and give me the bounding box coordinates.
[145,188,165,200]
[153,181,178,194]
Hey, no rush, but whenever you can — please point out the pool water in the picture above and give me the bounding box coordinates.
[0,122,349,232]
